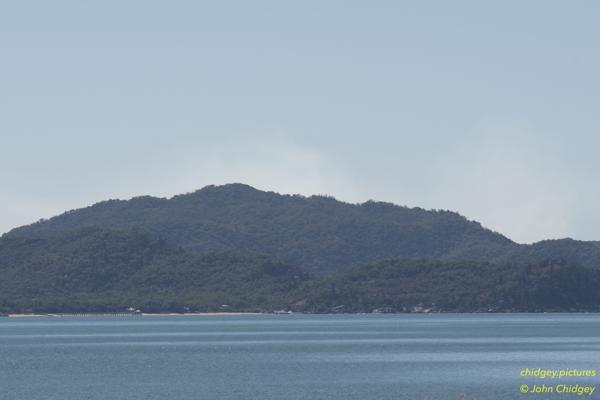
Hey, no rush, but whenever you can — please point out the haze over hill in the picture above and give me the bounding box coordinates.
[1,184,599,313]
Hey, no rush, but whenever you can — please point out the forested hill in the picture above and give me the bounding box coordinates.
[2,183,600,313]
[4,183,600,274]
[1,227,599,314]
[0,228,307,313]
[3,183,511,274]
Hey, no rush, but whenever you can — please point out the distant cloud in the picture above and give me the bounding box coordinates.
[171,133,363,203]
[429,121,578,243]
[2,124,596,244]
[0,133,364,234]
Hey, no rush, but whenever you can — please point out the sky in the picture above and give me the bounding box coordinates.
[1,1,599,243]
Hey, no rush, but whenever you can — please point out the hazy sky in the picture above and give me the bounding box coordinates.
[1,1,599,243]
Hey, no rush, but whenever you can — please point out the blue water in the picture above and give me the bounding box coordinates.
[1,314,599,400]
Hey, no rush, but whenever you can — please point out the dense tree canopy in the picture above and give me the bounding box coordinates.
[1,184,599,313]
[5,184,600,275]
[0,228,599,314]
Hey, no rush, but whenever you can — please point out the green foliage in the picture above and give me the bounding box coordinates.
[0,228,306,313]
[4,184,517,275]
[294,259,600,313]
[7,184,599,275]
[0,228,598,313]
[1,184,599,313]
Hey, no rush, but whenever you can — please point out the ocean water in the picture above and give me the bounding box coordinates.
[1,314,599,400]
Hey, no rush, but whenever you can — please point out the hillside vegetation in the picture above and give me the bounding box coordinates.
[7,184,600,274]
[1,184,599,313]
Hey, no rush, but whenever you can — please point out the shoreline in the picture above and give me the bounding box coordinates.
[5,312,265,318]
[3,311,600,318]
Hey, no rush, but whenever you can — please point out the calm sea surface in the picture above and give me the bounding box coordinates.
[1,314,599,400]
